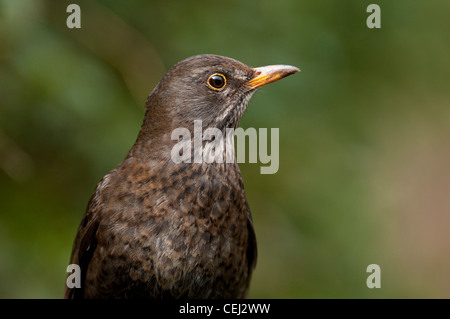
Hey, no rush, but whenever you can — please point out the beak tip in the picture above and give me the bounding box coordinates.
[287,66,301,75]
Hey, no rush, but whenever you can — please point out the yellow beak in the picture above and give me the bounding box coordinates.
[245,64,300,91]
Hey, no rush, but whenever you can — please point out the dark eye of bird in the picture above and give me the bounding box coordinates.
[207,73,226,90]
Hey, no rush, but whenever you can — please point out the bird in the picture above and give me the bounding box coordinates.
[64,54,299,299]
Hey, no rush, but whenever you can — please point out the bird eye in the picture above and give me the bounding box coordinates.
[207,73,227,91]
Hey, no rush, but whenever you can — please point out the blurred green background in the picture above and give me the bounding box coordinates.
[1,0,450,298]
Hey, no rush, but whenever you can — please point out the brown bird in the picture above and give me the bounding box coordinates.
[64,54,299,299]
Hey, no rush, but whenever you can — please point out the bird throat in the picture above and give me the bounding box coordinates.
[216,91,255,130]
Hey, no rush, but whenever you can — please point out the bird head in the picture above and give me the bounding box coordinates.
[130,54,299,161]
[143,54,299,132]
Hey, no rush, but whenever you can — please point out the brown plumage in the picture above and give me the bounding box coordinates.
[64,54,299,298]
